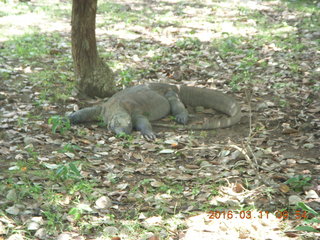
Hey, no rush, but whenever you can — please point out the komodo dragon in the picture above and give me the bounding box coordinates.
[68,83,241,140]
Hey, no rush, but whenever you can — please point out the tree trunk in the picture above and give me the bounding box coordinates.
[71,0,115,98]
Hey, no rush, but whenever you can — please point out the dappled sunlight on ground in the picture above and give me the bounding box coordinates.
[0,1,70,42]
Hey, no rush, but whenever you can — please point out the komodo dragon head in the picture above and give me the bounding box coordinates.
[107,112,132,135]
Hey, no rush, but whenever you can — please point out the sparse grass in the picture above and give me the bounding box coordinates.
[176,37,201,50]
[98,1,152,26]
[42,208,67,234]
[6,181,43,201]
[55,162,82,181]
[119,68,136,86]
[2,33,55,61]
[0,32,75,103]
[284,0,320,12]
[286,175,312,192]
[48,115,71,134]
[33,70,74,102]
[213,36,244,57]
[0,0,70,20]
[59,143,81,153]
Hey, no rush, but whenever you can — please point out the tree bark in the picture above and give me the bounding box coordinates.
[71,0,115,98]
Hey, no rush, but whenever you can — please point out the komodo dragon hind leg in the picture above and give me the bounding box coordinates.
[132,114,156,141]
[164,90,189,124]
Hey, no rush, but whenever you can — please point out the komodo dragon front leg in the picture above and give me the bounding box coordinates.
[132,114,156,141]
[131,90,188,141]
[164,90,189,124]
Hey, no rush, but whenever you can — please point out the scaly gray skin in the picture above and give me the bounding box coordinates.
[68,83,242,140]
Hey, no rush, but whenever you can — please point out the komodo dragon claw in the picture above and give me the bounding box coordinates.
[141,130,157,141]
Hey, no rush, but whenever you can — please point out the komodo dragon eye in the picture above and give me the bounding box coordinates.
[108,113,132,135]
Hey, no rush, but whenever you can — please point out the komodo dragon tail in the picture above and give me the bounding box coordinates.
[68,106,102,124]
[178,85,241,129]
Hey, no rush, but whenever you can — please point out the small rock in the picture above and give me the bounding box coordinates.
[139,213,147,220]
[95,196,112,209]
[116,183,128,190]
[34,228,47,239]
[6,205,20,215]
[286,168,296,173]
[108,137,116,142]
[42,163,59,169]
[279,160,287,165]
[303,143,314,149]
[27,221,40,231]
[7,234,24,240]
[216,197,240,207]
[127,192,143,201]
[209,198,218,206]
[56,233,72,240]
[312,31,320,38]
[6,189,17,201]
[23,137,41,145]
[297,159,311,164]
[230,150,245,160]
[199,161,211,168]
[305,190,319,199]
[64,152,75,159]
[150,180,163,187]
[143,216,162,228]
[0,93,6,100]
[218,150,230,157]
[158,149,174,154]
[256,102,269,111]
[286,159,296,165]
[305,33,313,39]
[14,154,23,160]
[97,140,105,145]
[103,226,118,235]
[288,195,302,205]
[164,139,178,145]
[225,199,241,207]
